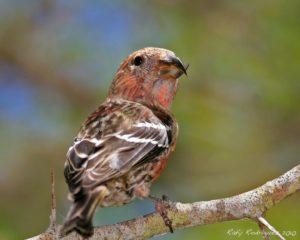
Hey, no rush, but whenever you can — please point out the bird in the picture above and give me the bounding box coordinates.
[61,47,187,237]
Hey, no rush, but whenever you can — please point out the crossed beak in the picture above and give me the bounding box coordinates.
[159,55,188,78]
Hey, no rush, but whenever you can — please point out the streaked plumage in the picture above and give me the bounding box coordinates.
[61,47,187,237]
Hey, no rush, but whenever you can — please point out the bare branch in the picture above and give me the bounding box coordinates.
[49,168,57,230]
[257,217,285,240]
[27,164,300,240]
[257,218,271,240]
[27,169,59,240]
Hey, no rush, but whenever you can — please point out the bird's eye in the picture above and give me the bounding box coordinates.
[133,56,143,66]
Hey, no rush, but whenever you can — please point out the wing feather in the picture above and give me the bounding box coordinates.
[82,123,168,188]
[64,101,170,196]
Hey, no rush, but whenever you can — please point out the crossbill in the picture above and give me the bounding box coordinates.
[61,47,187,237]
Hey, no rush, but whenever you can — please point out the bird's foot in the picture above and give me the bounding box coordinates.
[149,195,174,233]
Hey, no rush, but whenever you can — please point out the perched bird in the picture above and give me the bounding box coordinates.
[61,47,187,237]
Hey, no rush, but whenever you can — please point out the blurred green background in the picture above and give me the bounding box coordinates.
[0,0,299,239]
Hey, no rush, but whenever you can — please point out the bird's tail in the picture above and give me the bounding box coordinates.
[60,186,108,238]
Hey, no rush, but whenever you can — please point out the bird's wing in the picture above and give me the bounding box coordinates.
[64,101,170,196]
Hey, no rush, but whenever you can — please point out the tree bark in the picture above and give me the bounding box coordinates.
[27,164,300,240]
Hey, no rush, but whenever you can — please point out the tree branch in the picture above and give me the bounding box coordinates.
[28,164,300,240]
[257,217,285,240]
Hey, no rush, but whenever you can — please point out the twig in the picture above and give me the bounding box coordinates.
[27,169,58,240]
[257,218,271,240]
[257,217,285,240]
[49,168,57,229]
[27,164,300,240]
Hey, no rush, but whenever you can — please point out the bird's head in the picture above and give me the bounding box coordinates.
[108,47,187,109]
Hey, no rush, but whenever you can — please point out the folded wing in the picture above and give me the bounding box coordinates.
[64,102,170,198]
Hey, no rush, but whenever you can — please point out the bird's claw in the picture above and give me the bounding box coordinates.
[149,195,174,233]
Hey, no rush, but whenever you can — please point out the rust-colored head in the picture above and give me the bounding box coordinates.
[108,47,187,109]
